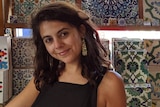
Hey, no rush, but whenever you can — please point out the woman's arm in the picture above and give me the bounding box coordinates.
[97,70,127,107]
[5,77,39,107]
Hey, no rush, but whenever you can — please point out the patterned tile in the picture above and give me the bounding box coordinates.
[112,38,144,68]
[143,0,160,22]
[82,0,139,25]
[148,66,160,99]
[125,83,152,107]
[113,39,144,51]
[116,50,149,83]
[13,69,34,95]
[144,39,160,66]
[12,0,76,23]
[11,38,35,68]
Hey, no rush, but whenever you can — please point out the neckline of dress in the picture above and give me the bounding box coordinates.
[56,81,89,86]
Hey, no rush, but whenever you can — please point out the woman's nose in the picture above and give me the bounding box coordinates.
[53,39,62,49]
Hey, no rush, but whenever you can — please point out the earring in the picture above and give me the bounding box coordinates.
[82,38,87,56]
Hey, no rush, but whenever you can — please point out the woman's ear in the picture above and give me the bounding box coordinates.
[79,24,86,37]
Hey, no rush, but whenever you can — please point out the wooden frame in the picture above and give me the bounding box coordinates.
[0,0,4,36]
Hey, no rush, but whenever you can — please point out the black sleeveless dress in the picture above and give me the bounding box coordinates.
[32,67,107,107]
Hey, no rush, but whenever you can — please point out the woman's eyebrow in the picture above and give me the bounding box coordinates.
[41,27,70,40]
[42,35,51,40]
[57,27,69,34]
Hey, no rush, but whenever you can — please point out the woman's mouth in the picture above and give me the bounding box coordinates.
[58,49,70,56]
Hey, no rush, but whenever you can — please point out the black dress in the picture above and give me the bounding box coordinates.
[32,67,107,107]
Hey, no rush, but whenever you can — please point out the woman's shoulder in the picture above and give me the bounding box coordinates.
[100,70,124,88]
[98,69,125,95]
[97,70,126,107]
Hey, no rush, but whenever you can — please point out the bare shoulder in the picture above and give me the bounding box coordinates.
[97,70,126,107]
[102,70,123,86]
[5,77,39,107]
[98,70,125,94]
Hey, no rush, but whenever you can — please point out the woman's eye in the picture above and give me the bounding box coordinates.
[44,37,53,43]
[60,32,68,38]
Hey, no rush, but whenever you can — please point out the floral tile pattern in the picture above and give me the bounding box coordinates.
[113,39,144,51]
[82,0,139,25]
[143,0,160,22]
[125,83,152,107]
[143,39,160,66]
[147,66,160,99]
[12,0,76,23]
[112,38,144,68]
[13,69,34,95]
[116,50,148,83]
[12,38,35,68]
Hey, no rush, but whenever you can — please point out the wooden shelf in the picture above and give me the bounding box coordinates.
[4,23,160,31]
[5,23,30,28]
[97,25,160,31]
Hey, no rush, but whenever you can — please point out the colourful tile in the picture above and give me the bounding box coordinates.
[143,39,160,66]
[112,38,144,68]
[82,0,139,25]
[116,50,148,83]
[125,83,152,107]
[143,0,160,23]
[148,66,160,99]
[12,0,76,23]
[11,38,35,68]
[13,69,34,95]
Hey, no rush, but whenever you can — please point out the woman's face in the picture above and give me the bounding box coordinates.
[39,21,83,64]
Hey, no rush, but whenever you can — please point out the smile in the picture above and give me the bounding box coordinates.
[58,49,70,56]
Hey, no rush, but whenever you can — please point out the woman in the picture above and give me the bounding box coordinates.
[5,1,126,107]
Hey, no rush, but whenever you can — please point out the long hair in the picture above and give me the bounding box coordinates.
[31,1,110,91]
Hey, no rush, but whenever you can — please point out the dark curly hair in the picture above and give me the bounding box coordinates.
[31,1,110,91]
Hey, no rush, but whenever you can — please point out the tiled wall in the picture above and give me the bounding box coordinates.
[12,0,76,23]
[11,0,160,26]
[11,38,35,95]
[143,0,160,21]
[112,38,160,107]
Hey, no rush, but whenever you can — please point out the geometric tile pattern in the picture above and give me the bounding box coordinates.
[13,69,34,95]
[125,83,152,107]
[144,39,160,66]
[12,0,76,23]
[147,66,160,99]
[11,38,35,68]
[143,0,160,21]
[82,0,139,25]
[116,50,149,83]
[113,39,144,51]
[112,38,144,68]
